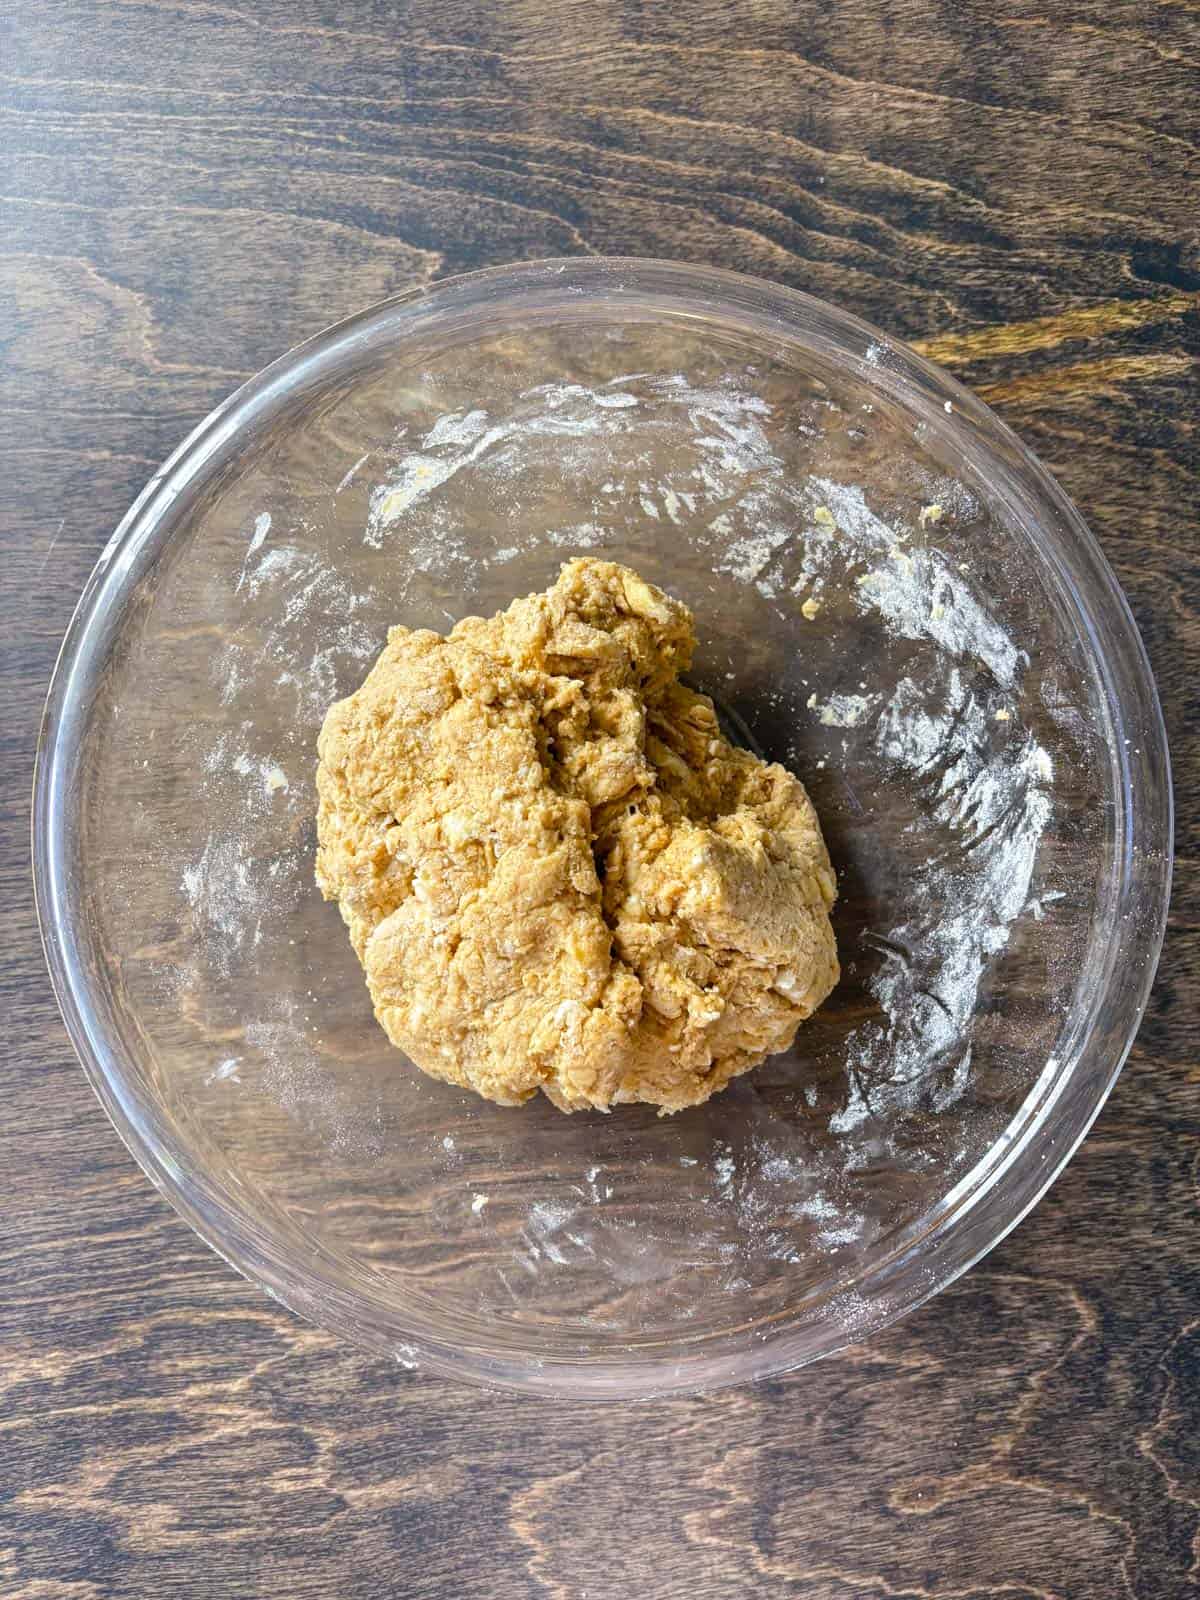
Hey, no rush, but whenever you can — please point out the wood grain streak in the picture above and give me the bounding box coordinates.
[912,293,1200,365]
[976,353,1197,407]
[2,1,1197,1597]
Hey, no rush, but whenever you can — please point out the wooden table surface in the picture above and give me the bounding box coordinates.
[3,3,1197,1596]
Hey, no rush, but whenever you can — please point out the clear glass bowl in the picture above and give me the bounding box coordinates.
[33,259,1171,1399]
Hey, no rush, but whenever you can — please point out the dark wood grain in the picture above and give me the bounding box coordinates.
[2,2,1198,1596]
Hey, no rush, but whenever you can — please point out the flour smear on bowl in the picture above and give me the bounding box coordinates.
[179,374,1058,1296]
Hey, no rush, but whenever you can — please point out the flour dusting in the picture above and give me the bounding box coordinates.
[214,543,381,724]
[814,692,876,728]
[807,479,1022,685]
[235,512,272,592]
[181,834,260,949]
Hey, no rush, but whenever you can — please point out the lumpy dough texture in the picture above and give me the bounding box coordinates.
[316,560,839,1113]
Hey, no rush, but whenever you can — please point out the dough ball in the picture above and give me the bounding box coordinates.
[316,559,838,1113]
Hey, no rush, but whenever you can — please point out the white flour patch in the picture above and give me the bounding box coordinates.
[181,834,261,949]
[813,692,876,728]
[229,747,290,799]
[336,452,371,493]
[802,479,1022,685]
[186,541,327,974]
[362,377,777,561]
[716,525,792,593]
[205,1057,242,1086]
[713,1150,736,1192]
[366,411,510,542]
[524,1201,580,1266]
[547,522,607,548]
[215,543,382,725]
[243,997,388,1158]
[363,390,633,547]
[235,512,272,592]
[181,832,308,972]
[857,553,1022,687]
[838,665,1054,1124]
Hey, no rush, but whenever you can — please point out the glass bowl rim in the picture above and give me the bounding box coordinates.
[32,256,1174,1399]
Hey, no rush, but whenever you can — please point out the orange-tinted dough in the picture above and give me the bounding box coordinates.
[316,559,838,1112]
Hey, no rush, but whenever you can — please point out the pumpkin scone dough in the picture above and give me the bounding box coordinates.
[316,559,838,1113]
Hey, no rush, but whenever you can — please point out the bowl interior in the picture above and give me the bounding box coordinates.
[41,264,1158,1395]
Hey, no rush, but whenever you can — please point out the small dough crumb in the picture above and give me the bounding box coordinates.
[316,560,838,1114]
[918,503,945,529]
[800,595,822,621]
